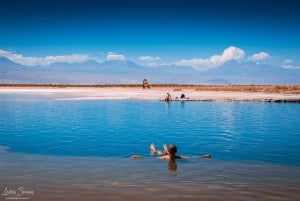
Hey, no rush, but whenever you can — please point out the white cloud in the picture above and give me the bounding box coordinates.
[138,56,160,61]
[282,59,300,69]
[283,59,293,64]
[249,52,269,61]
[138,56,161,67]
[175,46,245,70]
[282,65,300,70]
[0,49,90,66]
[106,52,126,61]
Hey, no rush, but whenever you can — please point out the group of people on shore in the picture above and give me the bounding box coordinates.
[164,92,189,102]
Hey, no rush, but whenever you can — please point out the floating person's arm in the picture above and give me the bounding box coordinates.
[200,154,211,159]
[150,143,166,156]
[176,155,186,159]
[163,144,169,154]
[131,155,143,159]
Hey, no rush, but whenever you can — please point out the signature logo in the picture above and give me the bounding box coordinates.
[1,187,34,200]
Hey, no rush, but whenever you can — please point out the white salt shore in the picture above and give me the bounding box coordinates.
[0,86,300,102]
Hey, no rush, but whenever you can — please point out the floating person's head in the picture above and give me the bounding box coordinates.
[167,144,177,155]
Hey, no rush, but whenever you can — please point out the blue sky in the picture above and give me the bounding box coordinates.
[0,0,300,69]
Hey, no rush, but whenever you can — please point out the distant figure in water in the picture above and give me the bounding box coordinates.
[164,92,171,102]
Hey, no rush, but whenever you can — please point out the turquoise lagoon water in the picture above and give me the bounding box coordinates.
[0,94,300,200]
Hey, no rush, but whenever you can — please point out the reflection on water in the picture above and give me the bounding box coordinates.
[168,159,178,171]
[0,94,300,200]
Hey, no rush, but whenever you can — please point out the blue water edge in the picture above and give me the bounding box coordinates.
[0,94,300,166]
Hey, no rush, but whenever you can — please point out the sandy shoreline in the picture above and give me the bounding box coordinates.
[1,86,300,102]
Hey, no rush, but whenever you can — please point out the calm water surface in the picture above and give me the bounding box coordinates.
[0,94,299,200]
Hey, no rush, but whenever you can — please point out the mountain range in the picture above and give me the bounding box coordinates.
[0,57,299,85]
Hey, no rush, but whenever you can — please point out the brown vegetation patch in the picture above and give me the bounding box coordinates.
[194,85,300,94]
[0,84,300,94]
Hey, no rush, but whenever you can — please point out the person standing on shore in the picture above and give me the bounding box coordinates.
[164,92,171,102]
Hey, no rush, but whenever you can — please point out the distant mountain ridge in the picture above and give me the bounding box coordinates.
[0,56,299,84]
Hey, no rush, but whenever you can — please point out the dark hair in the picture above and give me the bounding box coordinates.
[168,144,177,154]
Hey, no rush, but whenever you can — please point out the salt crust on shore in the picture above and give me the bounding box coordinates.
[0,87,300,102]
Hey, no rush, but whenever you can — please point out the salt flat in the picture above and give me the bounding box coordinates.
[1,86,300,102]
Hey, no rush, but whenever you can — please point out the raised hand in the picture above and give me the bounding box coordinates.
[163,144,169,154]
[150,143,156,153]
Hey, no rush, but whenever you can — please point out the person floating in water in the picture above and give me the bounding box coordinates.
[131,144,211,171]
[150,143,183,171]
[150,143,184,159]
[151,143,211,171]
[150,143,211,159]
[131,144,211,160]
